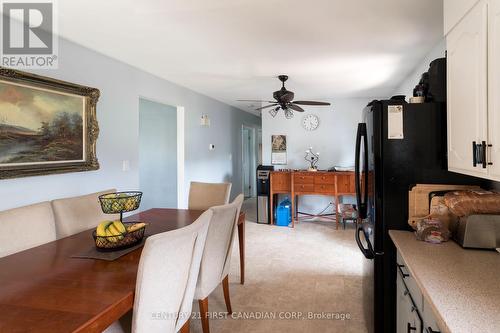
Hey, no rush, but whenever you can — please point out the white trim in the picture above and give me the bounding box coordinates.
[177,106,186,209]
[241,124,257,198]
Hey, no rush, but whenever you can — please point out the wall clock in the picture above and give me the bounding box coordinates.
[302,114,320,131]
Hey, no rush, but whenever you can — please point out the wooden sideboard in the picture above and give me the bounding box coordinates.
[269,170,356,229]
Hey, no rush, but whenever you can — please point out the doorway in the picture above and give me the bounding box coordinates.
[139,98,178,210]
[242,125,256,198]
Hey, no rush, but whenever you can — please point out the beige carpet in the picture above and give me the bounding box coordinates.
[190,198,371,333]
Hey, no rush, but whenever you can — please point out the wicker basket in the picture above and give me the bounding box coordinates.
[93,222,146,251]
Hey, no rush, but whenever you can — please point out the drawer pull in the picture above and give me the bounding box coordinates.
[427,328,441,333]
[397,263,409,278]
[407,323,416,333]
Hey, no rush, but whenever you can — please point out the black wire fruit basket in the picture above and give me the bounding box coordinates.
[93,222,146,251]
[98,191,143,222]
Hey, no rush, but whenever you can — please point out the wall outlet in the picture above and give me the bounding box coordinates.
[209,144,215,150]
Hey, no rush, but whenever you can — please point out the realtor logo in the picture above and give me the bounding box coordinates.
[1,0,58,68]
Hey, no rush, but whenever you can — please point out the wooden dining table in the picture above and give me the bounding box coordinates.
[0,208,246,333]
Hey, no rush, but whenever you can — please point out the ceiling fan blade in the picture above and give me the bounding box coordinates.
[288,104,304,112]
[255,104,278,111]
[293,101,331,106]
[237,99,276,103]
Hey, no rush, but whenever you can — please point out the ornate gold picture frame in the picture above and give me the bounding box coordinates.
[0,67,99,179]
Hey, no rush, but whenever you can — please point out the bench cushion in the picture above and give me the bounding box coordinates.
[52,189,118,239]
[0,201,56,258]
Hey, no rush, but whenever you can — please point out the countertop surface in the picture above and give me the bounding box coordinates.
[389,230,500,333]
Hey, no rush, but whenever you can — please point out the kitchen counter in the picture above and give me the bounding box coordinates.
[389,230,500,333]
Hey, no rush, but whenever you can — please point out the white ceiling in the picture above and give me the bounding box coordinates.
[57,0,443,115]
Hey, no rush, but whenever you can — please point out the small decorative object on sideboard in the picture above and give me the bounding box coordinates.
[304,147,319,171]
[94,191,146,251]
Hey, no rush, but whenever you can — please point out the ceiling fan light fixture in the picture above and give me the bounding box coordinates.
[284,109,294,119]
[269,108,279,118]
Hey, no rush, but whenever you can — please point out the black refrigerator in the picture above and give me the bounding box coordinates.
[354,99,483,333]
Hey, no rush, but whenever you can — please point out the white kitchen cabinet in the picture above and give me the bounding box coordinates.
[447,0,488,177]
[396,256,423,333]
[488,0,500,179]
[444,0,481,34]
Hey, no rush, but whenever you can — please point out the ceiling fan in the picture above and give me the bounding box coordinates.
[237,75,331,118]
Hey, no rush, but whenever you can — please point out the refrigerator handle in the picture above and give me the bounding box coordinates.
[355,123,368,219]
[355,223,375,259]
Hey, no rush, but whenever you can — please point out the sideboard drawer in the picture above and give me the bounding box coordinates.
[271,172,291,191]
[314,184,335,193]
[294,184,314,192]
[336,173,355,194]
[294,174,314,184]
[314,174,335,184]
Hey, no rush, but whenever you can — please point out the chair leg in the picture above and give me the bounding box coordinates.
[198,298,210,333]
[180,319,190,333]
[222,275,233,314]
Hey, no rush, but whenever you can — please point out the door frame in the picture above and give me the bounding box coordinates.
[138,96,185,209]
[241,125,257,198]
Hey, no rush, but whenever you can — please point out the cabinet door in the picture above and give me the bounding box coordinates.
[444,0,481,34]
[447,0,488,177]
[488,0,500,180]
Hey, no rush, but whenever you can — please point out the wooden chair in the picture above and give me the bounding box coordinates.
[338,203,358,229]
[194,194,244,333]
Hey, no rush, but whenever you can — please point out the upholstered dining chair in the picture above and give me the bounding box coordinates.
[51,189,119,239]
[188,182,232,210]
[0,201,57,258]
[194,194,244,333]
[104,209,213,333]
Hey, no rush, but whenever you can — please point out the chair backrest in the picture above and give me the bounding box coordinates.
[188,182,231,210]
[194,194,244,300]
[51,189,119,239]
[132,210,212,333]
[0,201,56,258]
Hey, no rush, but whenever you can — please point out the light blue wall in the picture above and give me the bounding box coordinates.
[0,36,261,211]
[139,99,177,210]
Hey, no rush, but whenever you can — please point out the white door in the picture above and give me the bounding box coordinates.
[447,0,488,177]
[488,0,500,180]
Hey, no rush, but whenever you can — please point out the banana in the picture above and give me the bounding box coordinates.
[112,220,126,234]
[126,222,146,233]
[96,221,112,237]
[105,228,119,243]
[107,223,124,242]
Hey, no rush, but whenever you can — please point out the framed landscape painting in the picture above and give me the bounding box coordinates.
[0,67,100,179]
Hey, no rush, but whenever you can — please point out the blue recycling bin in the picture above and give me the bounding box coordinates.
[275,197,291,227]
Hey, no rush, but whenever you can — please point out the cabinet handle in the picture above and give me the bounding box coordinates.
[427,327,441,333]
[407,323,416,332]
[397,263,409,278]
[482,141,487,169]
[473,141,478,167]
